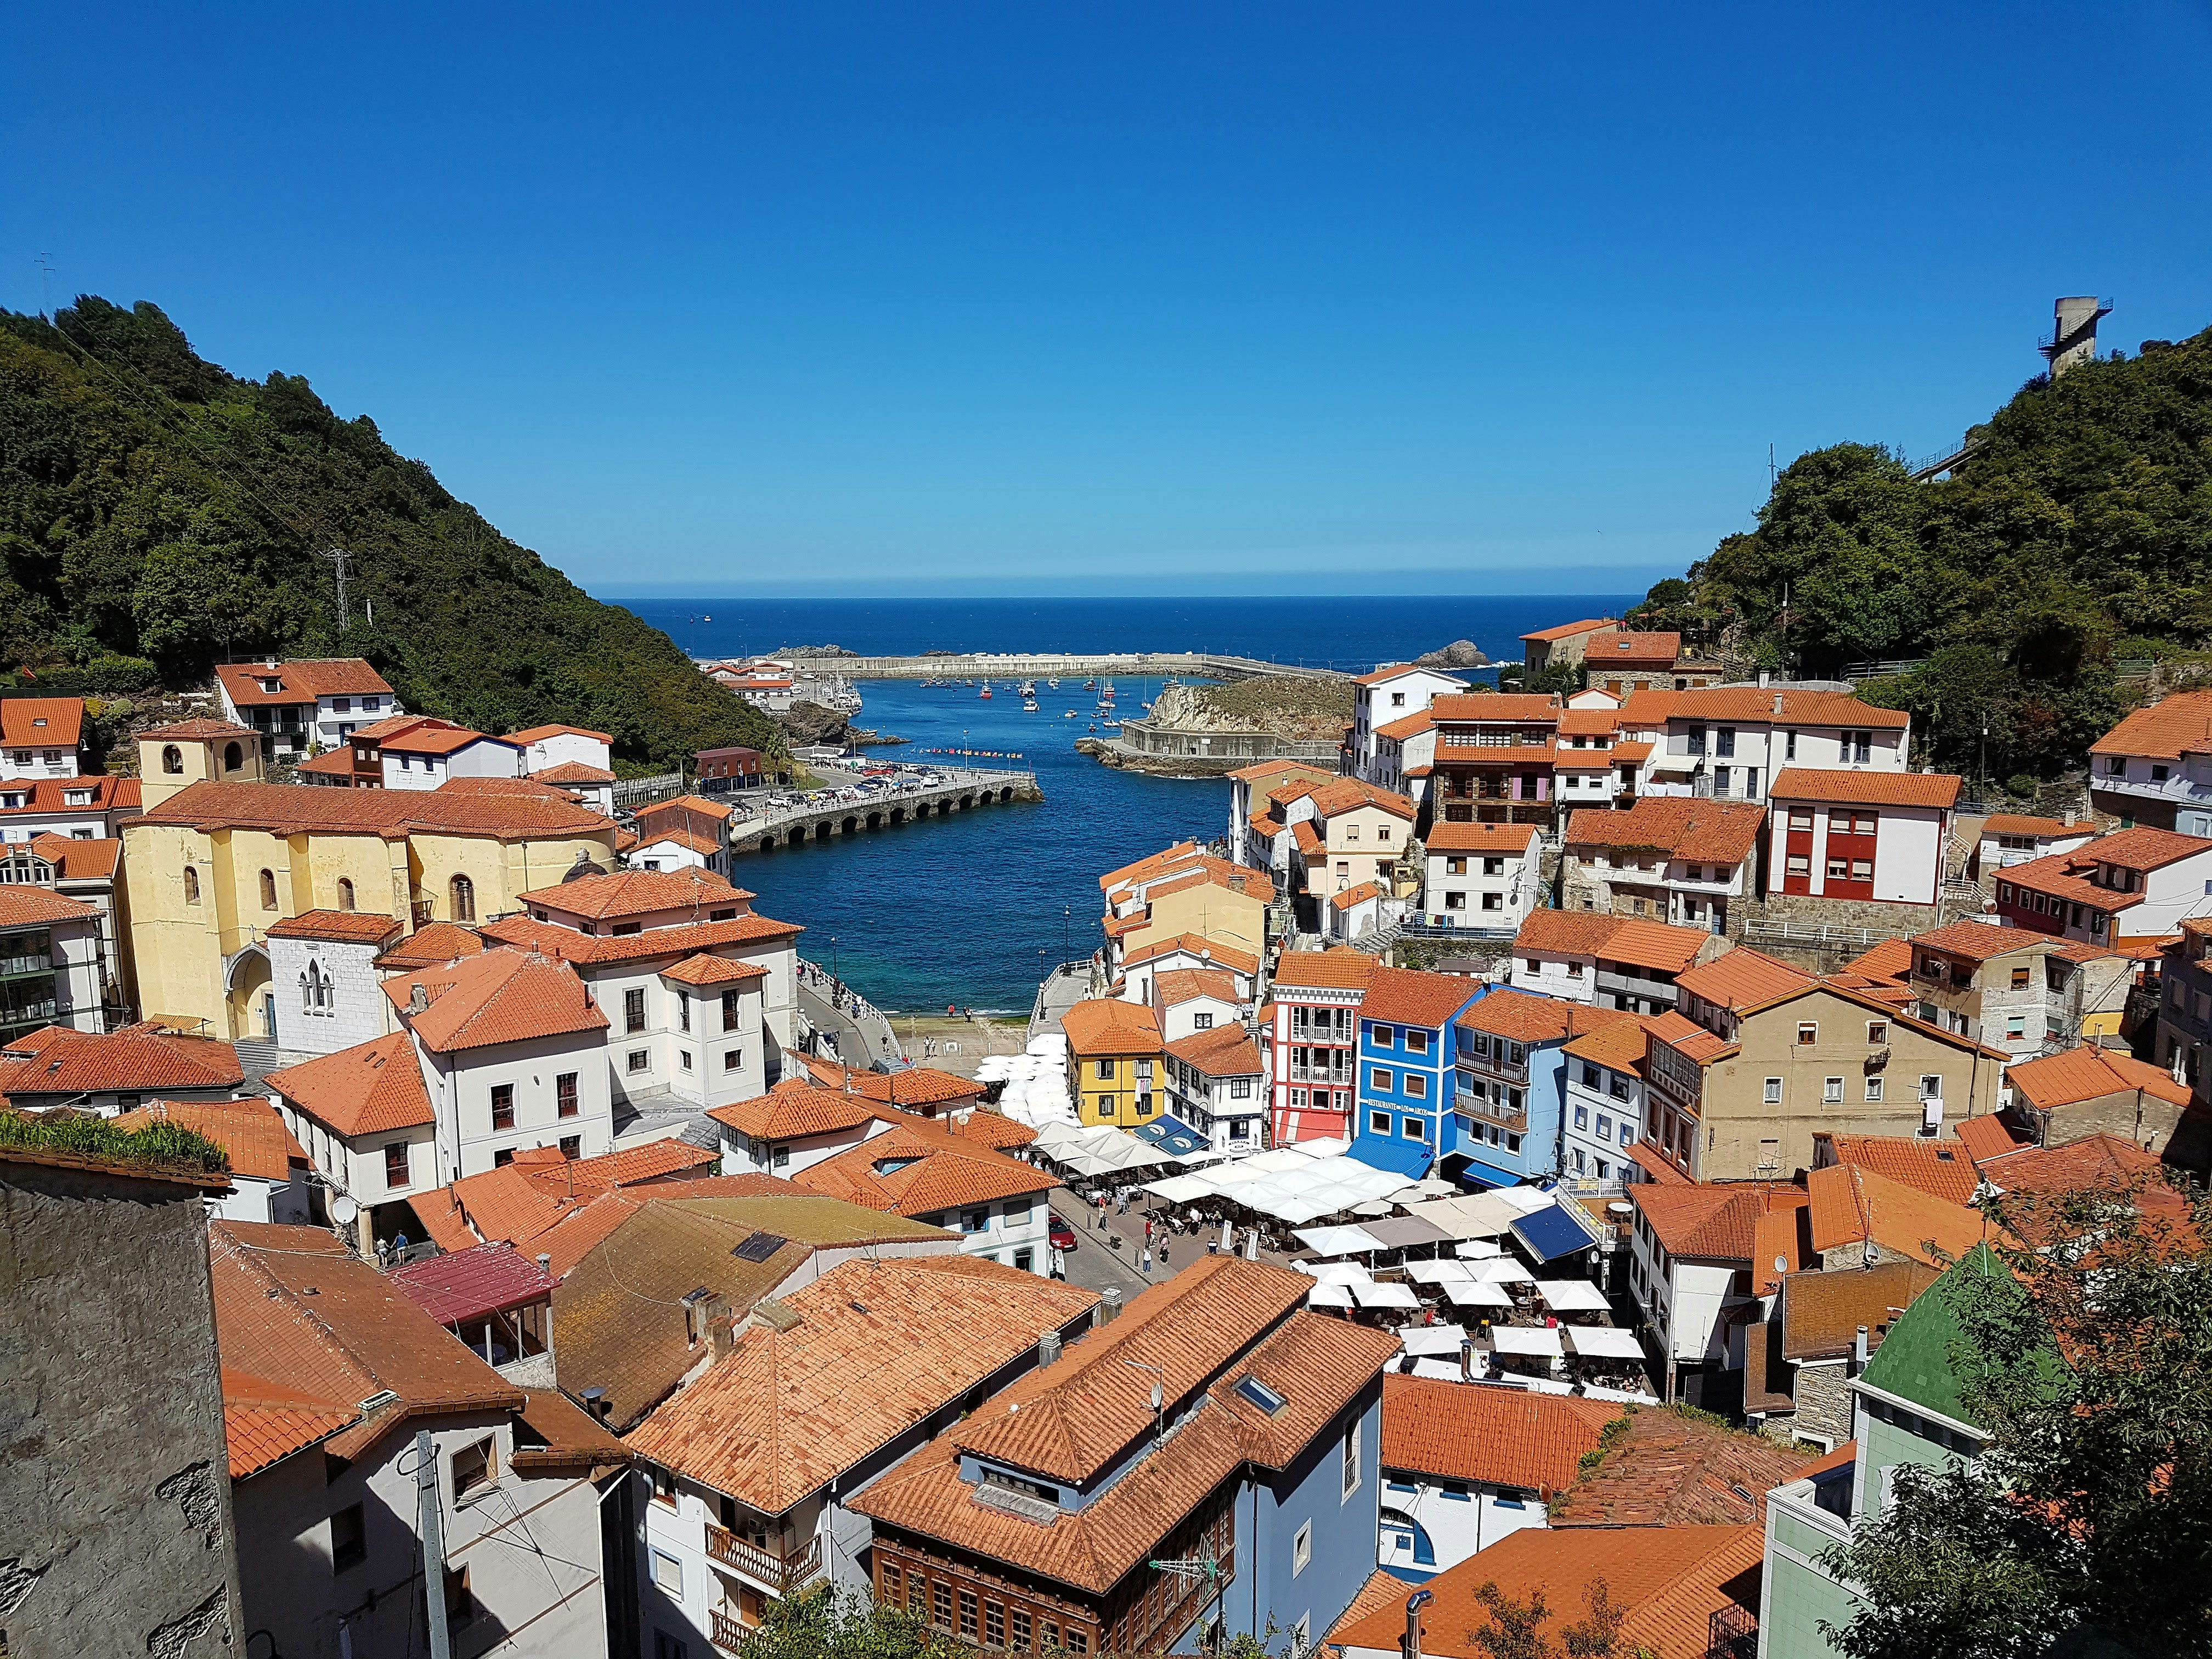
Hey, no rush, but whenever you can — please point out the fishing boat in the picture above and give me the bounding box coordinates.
[1099,719,1121,732]
[1082,678,1096,690]
[1023,698,1040,712]
[1018,680,1036,697]
[1063,709,1076,719]
[979,681,992,699]
[1047,677,1060,690]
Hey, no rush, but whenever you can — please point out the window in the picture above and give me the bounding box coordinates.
[385,1142,410,1187]
[560,1135,582,1158]
[1851,859,1874,881]
[183,866,200,905]
[1827,857,1850,879]
[1370,1067,1392,1092]
[490,1084,515,1131]
[444,1564,475,1632]
[2105,755,2125,776]
[1012,1610,1032,1650]
[1403,1115,1426,1140]
[449,874,475,922]
[556,1072,579,1118]
[1786,854,1811,877]
[1481,891,1503,911]
[1341,1420,1361,1499]
[1609,1074,1630,1102]
[1784,729,1798,760]
[724,1049,742,1072]
[932,1581,953,1629]
[1919,1074,1943,1099]
[161,744,183,775]
[1763,1077,1784,1105]
[1096,1058,1117,1080]
[452,1436,496,1500]
[1370,1110,1391,1134]
[723,989,742,1031]
[678,992,692,1034]
[625,987,646,1034]
[1482,856,1505,877]
[985,1602,1005,1647]
[1444,891,1466,910]
[1867,1021,1888,1044]
[1850,730,1873,764]
[627,1049,650,1074]
[1231,1076,1252,1098]
[1865,1076,1884,1102]
[1193,1011,1214,1031]
[1293,1520,1312,1576]
[493,1149,514,1168]
[330,1501,365,1572]
[1797,1022,1818,1045]
[336,876,355,911]
[1824,1076,1843,1104]
[959,1589,978,1639]
[2006,1016,2025,1040]
[1097,1097,1115,1116]
[2153,764,2171,782]
[961,1207,989,1233]
[1788,808,1814,832]
[651,1549,682,1598]
[1573,1104,1588,1130]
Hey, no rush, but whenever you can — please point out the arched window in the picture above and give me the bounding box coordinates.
[450,874,476,922]
[223,741,244,773]
[300,972,314,1014]
[161,745,183,775]
[259,868,278,910]
[337,877,356,912]
[301,962,333,1015]
[182,867,200,905]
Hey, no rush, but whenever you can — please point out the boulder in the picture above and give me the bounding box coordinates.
[1414,640,1490,669]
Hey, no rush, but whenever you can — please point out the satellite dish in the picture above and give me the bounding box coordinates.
[1151,1383,1164,1413]
[332,1194,359,1226]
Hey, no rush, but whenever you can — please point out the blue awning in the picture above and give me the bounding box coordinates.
[1348,1133,1433,1180]
[1511,1200,1602,1263]
[1449,1155,1525,1191]
[1130,1114,1210,1159]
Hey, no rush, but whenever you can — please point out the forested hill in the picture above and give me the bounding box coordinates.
[1628,322,2212,783]
[0,297,783,771]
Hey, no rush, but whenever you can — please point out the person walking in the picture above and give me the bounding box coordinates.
[1140,1246,1153,1277]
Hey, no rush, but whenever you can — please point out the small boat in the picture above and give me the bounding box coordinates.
[1099,719,1121,732]
[979,682,992,699]
[1023,698,1040,712]
[1047,677,1060,690]
[1018,680,1036,696]
[1063,709,1076,719]
[1083,678,1096,690]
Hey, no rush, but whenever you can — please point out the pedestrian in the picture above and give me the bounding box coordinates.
[1159,1240,1170,1266]
[1144,1217,1153,1244]
[1141,1247,1153,1276]
[1116,1191,1128,1215]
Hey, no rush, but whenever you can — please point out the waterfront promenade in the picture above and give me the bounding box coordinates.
[723,765,1040,856]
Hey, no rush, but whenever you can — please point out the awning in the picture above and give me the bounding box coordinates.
[1398,1325,1468,1357]
[1358,1215,1452,1252]
[1440,1279,1514,1310]
[1294,1224,1386,1259]
[1295,1262,1373,1286]
[1487,1325,1565,1358]
[1453,1155,1527,1190]
[1143,1173,1216,1204]
[1350,1281,1421,1310]
[1534,1279,1611,1314]
[1403,1260,1471,1285]
[1306,1282,1356,1309]
[1564,1326,1647,1361]
[1511,1201,1602,1264]
[1348,1133,1434,1181]
[1131,1114,1212,1160]
[1470,1257,1534,1286]
[1410,1357,1465,1380]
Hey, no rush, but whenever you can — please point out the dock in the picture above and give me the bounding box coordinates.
[732,651,1350,682]
[725,767,1040,855]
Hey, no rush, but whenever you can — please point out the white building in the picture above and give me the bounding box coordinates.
[375,718,524,789]
[1561,797,1768,935]
[1421,821,1538,931]
[1369,710,1437,802]
[510,723,614,775]
[0,774,140,844]
[1115,933,1259,1006]
[1995,825,2212,947]
[1974,813,2096,875]
[215,657,402,752]
[711,1079,901,1177]
[1642,687,1911,804]
[114,1097,314,1224]
[1163,1024,1268,1152]
[1624,1182,1804,1401]
[0,698,85,782]
[266,910,408,1057]
[1348,665,1468,786]
[624,1259,1098,1652]
[0,882,106,1036]
[215,1222,619,1659]
[1559,1015,1652,1184]
[2086,688,2212,834]
[1765,769,1962,909]
[1150,966,1246,1042]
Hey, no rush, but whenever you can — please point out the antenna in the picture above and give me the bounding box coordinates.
[36,253,55,319]
[323,548,352,631]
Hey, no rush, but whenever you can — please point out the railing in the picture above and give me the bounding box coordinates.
[1391,921,1516,942]
[613,770,685,808]
[0,952,54,978]
[1706,1604,1758,1659]
[712,1609,747,1654]
[1741,918,1894,949]
[705,1525,825,1598]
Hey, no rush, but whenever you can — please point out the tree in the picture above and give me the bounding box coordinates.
[723,1585,969,1659]
[1819,1177,2212,1659]
[1465,1578,1657,1659]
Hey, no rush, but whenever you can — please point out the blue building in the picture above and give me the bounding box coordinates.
[853,1255,1400,1657]
[1352,966,1489,1177]
[1446,989,1633,1188]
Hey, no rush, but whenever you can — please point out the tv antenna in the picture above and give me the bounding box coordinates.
[323,548,352,631]
[35,254,55,319]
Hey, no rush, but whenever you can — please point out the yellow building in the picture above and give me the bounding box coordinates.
[122,723,620,1040]
[1099,845,1273,982]
[1060,998,1166,1127]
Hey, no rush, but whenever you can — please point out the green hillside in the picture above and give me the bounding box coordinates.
[1628,323,2212,783]
[0,297,783,771]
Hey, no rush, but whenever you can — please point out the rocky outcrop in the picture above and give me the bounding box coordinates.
[1414,640,1490,669]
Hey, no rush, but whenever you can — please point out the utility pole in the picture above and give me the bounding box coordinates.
[324,548,353,631]
[415,1429,454,1659]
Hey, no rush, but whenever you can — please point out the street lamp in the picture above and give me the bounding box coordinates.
[830,936,839,991]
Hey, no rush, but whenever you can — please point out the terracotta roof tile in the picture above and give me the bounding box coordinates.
[1424,820,1539,854]
[1372,710,1435,741]
[1210,1310,1401,1470]
[1770,767,1962,809]
[1331,1522,1762,1659]
[1361,966,1480,1028]
[0,1021,242,1095]
[481,911,802,966]
[0,883,98,926]
[1519,618,1617,644]
[2089,689,2212,759]
[382,949,608,1053]
[1380,1371,1618,1492]
[1667,686,1909,729]
[793,1120,1054,1218]
[264,909,406,944]
[1780,1261,1939,1361]
[1954,1113,2030,1165]
[509,723,613,745]
[627,1258,1097,1512]
[1674,947,1818,1011]
[1152,968,1242,1008]
[1331,880,1383,910]
[0,697,84,749]
[520,867,754,920]
[1430,693,1564,723]
[1980,814,2087,839]
[1584,630,1681,666]
[1164,1024,1263,1077]
[1549,1403,1808,1527]
[1456,989,1634,1046]
[1804,1164,1984,1266]
[111,1097,306,1182]
[132,778,613,839]
[1305,778,1418,821]
[1059,999,1164,1054]
[1270,949,1376,991]
[0,774,139,816]
[1816,1133,1979,1205]
[1565,797,1767,866]
[1119,933,1258,976]
[2006,1045,2192,1113]
[264,1032,434,1136]
[658,951,768,986]
[25,833,121,881]
[373,921,484,970]
[1630,1182,1808,1266]
[707,1080,891,1142]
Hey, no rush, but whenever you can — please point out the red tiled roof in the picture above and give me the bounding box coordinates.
[1666,686,1910,729]
[707,1080,890,1141]
[264,909,405,944]
[793,1120,1054,1218]
[0,1020,242,1094]
[374,920,484,970]
[1373,710,1435,741]
[386,1241,557,1325]
[1520,618,1617,644]
[1165,1024,1263,1077]
[1816,1133,1979,1205]
[1059,998,1164,1054]
[1906,919,2047,963]
[1549,1402,1809,1527]
[1839,936,1914,981]
[1564,796,1767,865]
[1153,968,1242,1008]
[520,866,754,920]
[2006,1045,2192,1113]
[1632,1181,1809,1267]
[132,779,614,840]
[1514,910,1707,974]
[215,659,393,707]
[1770,767,1962,809]
[112,1097,306,1182]
[383,949,608,1054]
[0,697,84,749]
[1455,989,1634,1046]
[1270,949,1376,991]
[1674,947,1818,1011]
[1584,630,1681,666]
[1804,1163,1985,1266]
[1361,966,1478,1028]
[658,952,768,987]
[1305,778,1417,822]
[1330,881,1382,911]
[2089,689,2212,759]
[509,723,614,745]
[1380,1371,1618,1492]
[529,759,614,784]
[1556,708,1624,737]
[1430,693,1564,723]
[264,1032,434,1136]
[1120,933,1258,976]
[0,774,140,816]
[481,910,802,964]
[1424,820,1538,854]
[1980,814,2087,839]
[0,882,98,926]
[1954,1113,2030,1165]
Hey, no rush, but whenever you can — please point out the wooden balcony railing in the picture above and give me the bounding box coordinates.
[706,1525,825,1599]
[712,1609,748,1654]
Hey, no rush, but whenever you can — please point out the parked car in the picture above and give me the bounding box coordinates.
[1047,1212,1077,1252]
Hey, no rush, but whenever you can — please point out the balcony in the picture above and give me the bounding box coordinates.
[712,1609,749,1654]
[706,1525,825,1599]
[0,951,55,980]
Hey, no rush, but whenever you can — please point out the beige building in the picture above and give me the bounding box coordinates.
[121,724,619,1040]
[1648,949,2006,1181]
[1099,844,1273,981]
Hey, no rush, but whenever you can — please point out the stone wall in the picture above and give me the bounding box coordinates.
[1793,1361,1854,1446]
[0,1157,239,1658]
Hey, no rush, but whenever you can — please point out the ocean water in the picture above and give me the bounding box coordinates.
[614,596,1641,1013]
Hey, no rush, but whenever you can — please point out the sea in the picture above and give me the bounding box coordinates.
[613,596,1644,1015]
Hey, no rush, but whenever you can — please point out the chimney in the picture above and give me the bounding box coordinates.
[580,1386,610,1421]
[1037,1329,1063,1368]
[1403,1589,1434,1659]
[408,981,429,1015]
[709,1295,736,1359]
[1098,1286,1122,1325]
[1758,670,1770,688]
[535,1253,551,1276]
[1851,1324,1870,1375]
[1772,693,1784,716]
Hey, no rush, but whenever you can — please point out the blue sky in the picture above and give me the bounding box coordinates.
[6,3,2209,599]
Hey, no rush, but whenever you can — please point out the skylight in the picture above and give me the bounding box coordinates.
[1234,1376,1289,1417]
[732,1231,787,1263]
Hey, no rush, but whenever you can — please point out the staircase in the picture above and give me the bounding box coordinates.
[233,1037,281,1074]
